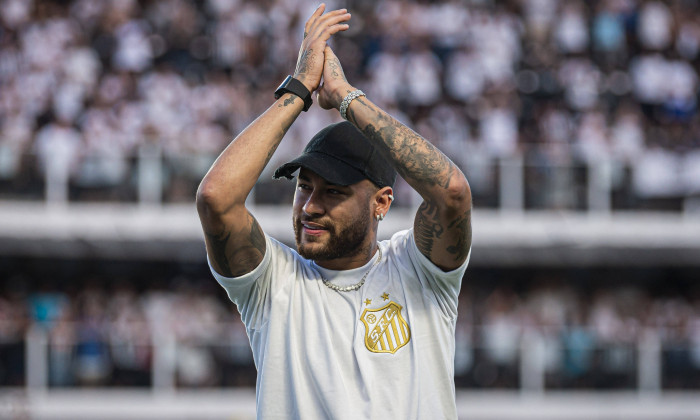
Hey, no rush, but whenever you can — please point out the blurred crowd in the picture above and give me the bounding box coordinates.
[1,0,700,206]
[0,270,699,389]
[456,277,700,388]
[0,275,257,388]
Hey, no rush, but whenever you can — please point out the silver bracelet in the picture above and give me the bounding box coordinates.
[339,90,365,120]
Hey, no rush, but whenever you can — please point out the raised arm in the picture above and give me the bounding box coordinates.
[317,47,472,271]
[196,5,351,277]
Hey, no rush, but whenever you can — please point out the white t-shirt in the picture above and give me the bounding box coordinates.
[209,228,470,420]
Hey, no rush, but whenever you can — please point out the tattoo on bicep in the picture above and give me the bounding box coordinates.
[206,228,234,277]
[206,214,266,278]
[227,214,266,277]
[414,200,444,257]
[249,217,266,254]
[446,209,472,262]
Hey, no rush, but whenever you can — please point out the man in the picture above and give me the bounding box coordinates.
[197,4,472,419]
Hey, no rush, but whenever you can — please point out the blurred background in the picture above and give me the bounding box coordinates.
[1,0,700,419]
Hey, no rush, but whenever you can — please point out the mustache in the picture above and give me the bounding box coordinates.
[298,217,332,228]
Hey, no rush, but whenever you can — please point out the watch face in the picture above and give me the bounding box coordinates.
[280,76,293,90]
[275,77,292,99]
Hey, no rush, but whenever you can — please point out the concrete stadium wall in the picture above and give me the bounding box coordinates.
[1,203,699,267]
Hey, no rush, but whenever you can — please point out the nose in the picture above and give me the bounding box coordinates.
[302,189,325,216]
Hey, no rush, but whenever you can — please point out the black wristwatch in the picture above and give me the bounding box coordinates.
[274,75,312,111]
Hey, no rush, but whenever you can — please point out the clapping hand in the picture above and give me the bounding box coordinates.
[318,46,353,111]
[293,4,351,94]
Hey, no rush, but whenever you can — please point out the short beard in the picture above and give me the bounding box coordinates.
[294,206,371,262]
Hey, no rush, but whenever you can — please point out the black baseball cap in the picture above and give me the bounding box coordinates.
[273,121,396,188]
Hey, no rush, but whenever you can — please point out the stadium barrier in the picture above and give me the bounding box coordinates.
[2,147,700,214]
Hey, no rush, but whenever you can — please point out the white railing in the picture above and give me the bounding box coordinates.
[2,146,695,214]
[15,323,681,394]
[0,138,700,214]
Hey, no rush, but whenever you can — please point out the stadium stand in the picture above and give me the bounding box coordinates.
[1,0,699,210]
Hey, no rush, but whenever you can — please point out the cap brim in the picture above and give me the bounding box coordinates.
[273,152,367,186]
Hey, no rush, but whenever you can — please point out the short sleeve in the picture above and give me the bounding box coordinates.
[207,234,277,329]
[208,234,272,302]
[397,228,471,319]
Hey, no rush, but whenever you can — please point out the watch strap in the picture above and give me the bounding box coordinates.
[274,76,312,111]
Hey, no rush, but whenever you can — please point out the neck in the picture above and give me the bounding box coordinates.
[315,241,378,270]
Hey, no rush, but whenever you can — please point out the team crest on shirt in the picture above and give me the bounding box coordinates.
[360,301,411,354]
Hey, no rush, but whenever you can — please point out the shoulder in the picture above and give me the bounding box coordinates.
[255,236,322,286]
[258,235,315,279]
[385,228,470,277]
[386,228,413,248]
[385,228,419,258]
[211,234,316,310]
[382,228,420,271]
[383,228,469,319]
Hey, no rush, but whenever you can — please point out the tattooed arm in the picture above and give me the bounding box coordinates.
[318,47,472,271]
[197,6,351,277]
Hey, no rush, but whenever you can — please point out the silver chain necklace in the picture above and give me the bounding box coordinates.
[320,247,382,292]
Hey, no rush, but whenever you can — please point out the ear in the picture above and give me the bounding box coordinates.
[373,186,394,219]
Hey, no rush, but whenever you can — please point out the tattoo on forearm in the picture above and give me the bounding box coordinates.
[355,98,454,189]
[414,200,444,257]
[346,108,357,125]
[348,95,472,267]
[446,210,472,262]
[279,95,297,107]
[274,100,301,149]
